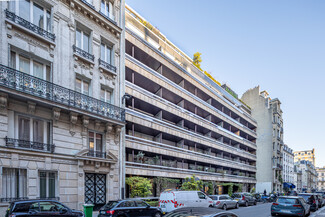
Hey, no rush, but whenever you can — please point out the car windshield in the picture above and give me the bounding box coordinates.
[232,194,241,198]
[298,195,312,201]
[277,198,298,204]
[209,196,218,200]
[102,201,119,210]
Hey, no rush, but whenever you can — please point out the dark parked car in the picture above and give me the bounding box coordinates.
[315,194,324,208]
[231,193,256,207]
[271,196,310,217]
[164,207,238,217]
[5,199,83,217]
[298,193,319,211]
[98,200,162,217]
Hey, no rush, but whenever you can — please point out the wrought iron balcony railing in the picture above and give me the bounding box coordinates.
[80,0,95,9]
[0,64,125,122]
[73,45,94,62]
[99,11,117,25]
[37,197,60,200]
[5,137,55,153]
[1,197,29,202]
[99,59,117,73]
[87,150,107,158]
[5,9,55,42]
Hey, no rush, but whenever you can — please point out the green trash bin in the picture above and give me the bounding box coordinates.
[83,204,94,217]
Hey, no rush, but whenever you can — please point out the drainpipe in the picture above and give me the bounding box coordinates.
[119,0,126,200]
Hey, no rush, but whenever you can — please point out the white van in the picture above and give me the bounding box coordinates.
[159,191,213,213]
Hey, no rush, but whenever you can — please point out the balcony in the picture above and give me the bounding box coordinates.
[99,59,117,73]
[99,11,117,26]
[80,0,95,9]
[37,197,60,200]
[5,137,55,153]
[5,9,55,42]
[0,64,125,122]
[87,150,107,158]
[73,45,94,62]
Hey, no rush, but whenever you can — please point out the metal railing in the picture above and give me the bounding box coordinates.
[37,197,60,200]
[99,59,117,72]
[0,64,125,122]
[5,9,55,42]
[5,137,55,153]
[87,150,107,158]
[80,0,95,9]
[1,197,29,202]
[99,11,117,25]
[73,45,94,62]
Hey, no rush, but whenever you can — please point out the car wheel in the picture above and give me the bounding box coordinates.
[245,201,248,207]
[271,213,276,216]
[254,201,257,205]
[154,212,162,217]
[236,203,239,209]
[223,204,227,210]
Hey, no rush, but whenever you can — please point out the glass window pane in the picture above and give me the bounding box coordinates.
[76,30,82,48]
[19,116,30,141]
[83,33,90,52]
[106,47,111,64]
[89,132,94,150]
[75,78,81,93]
[46,11,51,32]
[100,44,105,60]
[100,89,105,102]
[33,3,44,28]
[49,172,55,198]
[8,1,15,13]
[106,90,111,103]
[96,134,102,152]
[33,61,43,79]
[83,81,89,95]
[10,51,16,69]
[19,0,30,21]
[33,119,44,143]
[19,56,30,74]
[46,65,51,81]
[101,0,105,14]
[40,172,47,198]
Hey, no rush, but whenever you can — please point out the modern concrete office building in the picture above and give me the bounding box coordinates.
[0,0,125,213]
[317,167,325,191]
[241,86,284,193]
[294,149,316,166]
[124,5,258,197]
[283,144,294,184]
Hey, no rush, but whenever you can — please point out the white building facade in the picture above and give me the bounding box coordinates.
[0,0,125,214]
[283,144,294,184]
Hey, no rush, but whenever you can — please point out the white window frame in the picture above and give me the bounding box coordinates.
[15,113,51,144]
[100,42,113,65]
[100,87,113,104]
[2,168,27,199]
[39,171,57,198]
[76,28,91,53]
[88,131,104,152]
[100,0,114,20]
[11,51,52,81]
[8,0,52,32]
[75,77,90,96]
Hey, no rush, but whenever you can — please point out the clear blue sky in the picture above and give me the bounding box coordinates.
[126,0,325,167]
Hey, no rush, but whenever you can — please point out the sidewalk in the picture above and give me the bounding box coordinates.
[92,211,99,217]
[311,206,325,217]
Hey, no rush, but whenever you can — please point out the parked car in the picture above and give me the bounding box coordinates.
[231,193,256,207]
[164,207,238,217]
[5,199,83,217]
[159,191,213,213]
[298,193,319,211]
[98,199,162,217]
[315,194,325,208]
[271,196,310,217]
[209,195,239,210]
[253,193,263,202]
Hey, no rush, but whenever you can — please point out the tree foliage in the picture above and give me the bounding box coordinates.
[126,176,152,198]
[193,52,202,70]
[154,177,180,192]
[181,175,203,191]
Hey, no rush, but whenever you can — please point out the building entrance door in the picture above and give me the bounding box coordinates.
[85,173,106,210]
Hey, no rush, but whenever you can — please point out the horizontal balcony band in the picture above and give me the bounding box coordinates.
[126,82,256,145]
[99,58,117,73]
[87,150,107,158]
[126,135,256,172]
[5,137,55,153]
[126,109,257,156]
[73,45,94,62]
[125,29,257,125]
[125,55,257,137]
[126,162,256,183]
[5,9,55,42]
[0,64,125,123]
[99,11,117,26]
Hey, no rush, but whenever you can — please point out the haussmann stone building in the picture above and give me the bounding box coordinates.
[0,0,125,213]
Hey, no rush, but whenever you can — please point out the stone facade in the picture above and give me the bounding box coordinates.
[0,0,125,214]
[294,149,316,166]
[283,144,294,184]
[294,165,302,192]
[124,5,258,197]
[317,167,325,191]
[295,160,317,192]
[241,87,284,193]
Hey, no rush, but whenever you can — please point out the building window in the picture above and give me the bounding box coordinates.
[76,28,91,53]
[100,88,113,103]
[10,51,51,81]
[2,168,27,199]
[100,0,114,20]
[39,171,56,198]
[75,78,90,95]
[8,0,51,31]
[100,43,113,65]
[88,132,103,152]
[17,115,51,144]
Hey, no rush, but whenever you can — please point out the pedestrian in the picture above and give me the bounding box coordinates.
[264,189,266,196]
